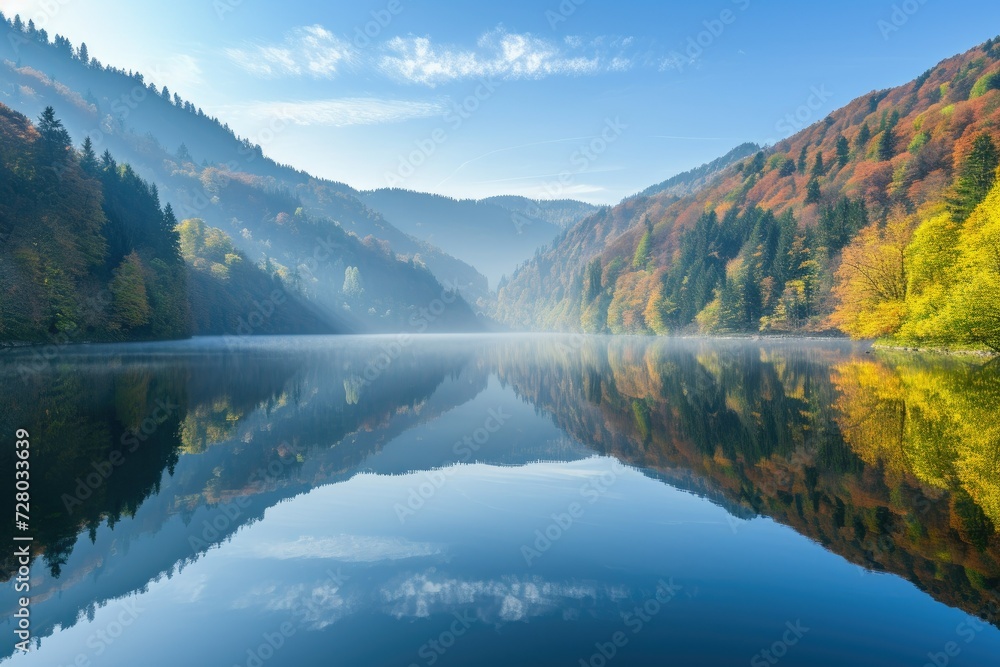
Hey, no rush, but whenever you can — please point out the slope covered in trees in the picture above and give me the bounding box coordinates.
[496,37,1000,345]
[0,104,334,342]
[0,12,490,313]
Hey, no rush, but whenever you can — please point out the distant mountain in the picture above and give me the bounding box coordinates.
[0,14,491,314]
[496,37,1000,340]
[482,196,601,229]
[359,189,564,287]
[634,142,760,199]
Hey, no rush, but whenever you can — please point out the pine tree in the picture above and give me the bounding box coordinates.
[812,152,826,177]
[948,133,1000,220]
[80,137,98,173]
[78,42,89,66]
[806,178,822,204]
[633,226,653,269]
[101,149,117,171]
[836,135,850,167]
[877,127,896,161]
[37,107,72,167]
[797,146,809,173]
[856,123,871,152]
[12,14,23,32]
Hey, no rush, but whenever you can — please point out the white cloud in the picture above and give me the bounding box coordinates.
[223,97,449,127]
[225,25,355,78]
[379,29,630,86]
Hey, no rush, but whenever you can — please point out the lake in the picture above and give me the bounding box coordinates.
[1,335,999,666]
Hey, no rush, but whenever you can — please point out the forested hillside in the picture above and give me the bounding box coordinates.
[0,104,334,342]
[0,12,491,312]
[496,37,1000,348]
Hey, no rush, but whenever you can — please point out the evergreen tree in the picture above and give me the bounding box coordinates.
[836,135,850,167]
[806,178,822,204]
[812,152,826,177]
[80,137,98,173]
[948,133,1000,220]
[797,146,809,173]
[856,123,872,152]
[633,226,653,269]
[78,42,89,66]
[877,127,896,161]
[12,14,23,32]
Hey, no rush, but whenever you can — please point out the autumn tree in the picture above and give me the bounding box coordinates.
[831,215,915,338]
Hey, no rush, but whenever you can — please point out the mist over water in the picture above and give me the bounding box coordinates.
[2,335,998,666]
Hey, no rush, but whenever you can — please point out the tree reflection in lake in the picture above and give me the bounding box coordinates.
[1,336,997,666]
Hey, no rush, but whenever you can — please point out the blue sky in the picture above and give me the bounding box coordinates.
[4,0,1000,203]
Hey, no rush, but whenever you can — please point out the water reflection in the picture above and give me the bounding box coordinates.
[0,336,997,665]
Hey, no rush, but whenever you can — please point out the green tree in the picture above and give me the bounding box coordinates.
[633,227,653,269]
[877,127,897,161]
[856,123,872,152]
[80,136,98,173]
[836,135,850,167]
[110,251,152,330]
[947,133,999,221]
[806,178,822,204]
[812,152,826,177]
[797,146,809,173]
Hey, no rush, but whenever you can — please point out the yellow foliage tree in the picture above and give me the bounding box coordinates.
[830,215,914,339]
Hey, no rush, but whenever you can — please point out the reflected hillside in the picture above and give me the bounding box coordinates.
[0,338,486,657]
[492,338,1000,626]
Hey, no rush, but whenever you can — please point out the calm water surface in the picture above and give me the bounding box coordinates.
[1,335,999,666]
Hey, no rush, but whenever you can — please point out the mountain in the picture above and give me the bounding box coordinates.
[0,14,491,315]
[0,103,337,343]
[633,142,761,199]
[482,196,601,230]
[495,37,1000,342]
[358,189,564,287]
